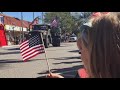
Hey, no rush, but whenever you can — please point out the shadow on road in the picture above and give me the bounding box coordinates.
[0,51,20,55]
[0,60,23,63]
[7,48,20,50]
[53,60,82,65]
[0,59,45,63]
[49,56,81,60]
[68,50,79,53]
[0,63,9,69]
[37,65,84,78]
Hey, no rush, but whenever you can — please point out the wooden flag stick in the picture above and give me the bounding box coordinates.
[40,33,51,73]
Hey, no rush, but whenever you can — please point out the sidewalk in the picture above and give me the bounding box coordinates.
[1,45,19,48]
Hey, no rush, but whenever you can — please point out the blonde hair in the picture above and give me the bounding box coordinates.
[81,12,120,78]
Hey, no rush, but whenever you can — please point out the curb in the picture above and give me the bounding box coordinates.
[1,45,19,48]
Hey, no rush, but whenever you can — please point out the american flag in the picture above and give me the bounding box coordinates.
[51,19,58,28]
[20,32,45,62]
[30,17,39,26]
[0,16,4,25]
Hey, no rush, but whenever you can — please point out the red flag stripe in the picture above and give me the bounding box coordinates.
[20,41,29,50]
[20,46,29,52]
[23,53,40,61]
[23,51,42,61]
[21,44,35,53]
[20,44,29,50]
[20,43,43,52]
[22,50,41,59]
[23,52,42,62]
[22,47,42,58]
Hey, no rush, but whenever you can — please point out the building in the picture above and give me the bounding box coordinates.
[0,14,32,46]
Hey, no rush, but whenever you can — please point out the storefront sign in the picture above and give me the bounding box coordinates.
[5,25,27,31]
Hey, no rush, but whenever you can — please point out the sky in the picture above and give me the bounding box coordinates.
[3,12,82,23]
[3,12,43,22]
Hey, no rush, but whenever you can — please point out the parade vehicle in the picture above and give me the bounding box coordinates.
[29,24,61,48]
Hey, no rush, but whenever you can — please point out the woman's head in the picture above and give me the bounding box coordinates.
[77,12,120,78]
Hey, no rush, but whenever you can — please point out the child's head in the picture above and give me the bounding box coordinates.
[77,12,120,78]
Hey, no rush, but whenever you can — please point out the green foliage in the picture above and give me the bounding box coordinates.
[44,12,93,36]
[44,12,75,34]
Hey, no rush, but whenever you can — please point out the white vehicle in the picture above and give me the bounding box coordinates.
[69,35,77,42]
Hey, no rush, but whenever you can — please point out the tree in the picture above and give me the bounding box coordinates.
[44,12,75,34]
[71,12,93,37]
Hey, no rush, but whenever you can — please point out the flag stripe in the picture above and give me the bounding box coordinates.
[23,50,44,61]
[21,45,44,53]
[22,50,39,58]
[20,40,28,48]
[23,52,41,61]
[20,40,27,47]
[20,46,29,52]
[20,44,29,50]
[22,47,41,58]
[20,41,29,50]
[21,46,44,57]
[21,45,40,54]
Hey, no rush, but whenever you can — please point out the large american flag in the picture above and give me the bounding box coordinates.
[51,19,58,28]
[20,32,45,62]
[51,20,57,27]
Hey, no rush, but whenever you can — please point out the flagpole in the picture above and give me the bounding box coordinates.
[40,33,51,73]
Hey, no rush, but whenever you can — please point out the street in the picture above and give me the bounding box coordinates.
[0,42,83,78]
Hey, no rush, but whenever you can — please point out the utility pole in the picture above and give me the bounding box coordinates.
[33,12,34,20]
[42,12,44,24]
[21,12,24,42]
[19,13,22,43]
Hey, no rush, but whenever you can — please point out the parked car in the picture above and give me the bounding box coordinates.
[69,35,77,42]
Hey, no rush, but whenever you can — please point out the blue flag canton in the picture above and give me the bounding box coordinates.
[28,32,43,48]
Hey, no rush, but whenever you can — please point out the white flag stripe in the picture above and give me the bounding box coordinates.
[21,45,44,55]
[22,48,40,58]
[21,46,42,57]
[21,45,43,58]
[23,51,41,61]
[22,48,44,59]
[21,46,40,55]
[20,46,29,52]
[20,44,29,50]
[20,41,28,47]
[22,50,40,59]
[21,44,34,54]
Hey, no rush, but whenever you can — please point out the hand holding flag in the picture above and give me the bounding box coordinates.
[20,31,51,73]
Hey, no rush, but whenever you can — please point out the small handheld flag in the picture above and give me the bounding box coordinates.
[20,32,45,62]
[20,31,51,73]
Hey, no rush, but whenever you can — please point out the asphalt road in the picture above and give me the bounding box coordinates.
[0,42,83,78]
